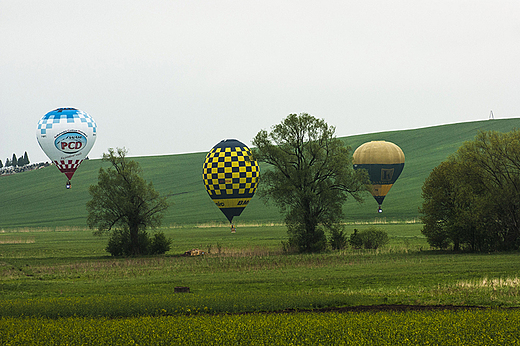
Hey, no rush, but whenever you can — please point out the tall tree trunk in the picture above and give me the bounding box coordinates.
[130,224,140,256]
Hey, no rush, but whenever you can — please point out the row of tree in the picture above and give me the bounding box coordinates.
[87,114,370,256]
[0,152,30,169]
[420,130,520,252]
[86,113,519,257]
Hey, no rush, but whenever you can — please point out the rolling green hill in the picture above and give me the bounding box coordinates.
[1,118,519,229]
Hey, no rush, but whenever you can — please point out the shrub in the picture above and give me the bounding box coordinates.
[349,229,363,249]
[149,232,172,255]
[281,240,298,253]
[360,227,389,249]
[329,225,348,250]
[106,229,171,256]
[350,227,389,250]
[286,222,327,253]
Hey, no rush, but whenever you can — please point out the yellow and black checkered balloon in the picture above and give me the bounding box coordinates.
[202,139,259,223]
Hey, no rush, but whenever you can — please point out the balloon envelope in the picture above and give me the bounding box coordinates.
[202,139,259,223]
[36,108,97,181]
[353,141,405,211]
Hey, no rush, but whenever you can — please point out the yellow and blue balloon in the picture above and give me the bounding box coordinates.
[202,139,259,223]
[353,141,405,212]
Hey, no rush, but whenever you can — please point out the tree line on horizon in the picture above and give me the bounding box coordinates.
[0,152,30,169]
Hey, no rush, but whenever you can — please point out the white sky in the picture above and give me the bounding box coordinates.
[1,0,519,163]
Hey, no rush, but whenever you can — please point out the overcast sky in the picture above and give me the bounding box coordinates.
[1,0,519,163]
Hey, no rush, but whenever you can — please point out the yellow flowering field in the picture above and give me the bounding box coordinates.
[1,309,519,345]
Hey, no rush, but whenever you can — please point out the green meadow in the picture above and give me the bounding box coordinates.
[1,225,519,313]
[1,225,520,344]
[2,118,520,229]
[1,119,520,344]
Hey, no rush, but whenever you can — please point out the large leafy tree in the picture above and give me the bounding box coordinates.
[420,130,520,251]
[252,113,368,252]
[420,157,492,251]
[87,148,170,256]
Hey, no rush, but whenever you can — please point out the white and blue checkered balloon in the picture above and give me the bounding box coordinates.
[36,108,97,182]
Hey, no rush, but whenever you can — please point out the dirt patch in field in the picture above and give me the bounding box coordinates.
[266,304,517,314]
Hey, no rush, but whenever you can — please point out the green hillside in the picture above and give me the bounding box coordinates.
[341,118,520,220]
[1,118,519,229]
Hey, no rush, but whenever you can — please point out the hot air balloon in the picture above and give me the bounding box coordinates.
[202,139,259,229]
[36,107,97,188]
[353,141,405,213]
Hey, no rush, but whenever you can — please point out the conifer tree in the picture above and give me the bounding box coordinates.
[21,152,29,166]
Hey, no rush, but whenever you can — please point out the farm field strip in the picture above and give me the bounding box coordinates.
[2,309,520,345]
[1,224,520,344]
[1,225,520,318]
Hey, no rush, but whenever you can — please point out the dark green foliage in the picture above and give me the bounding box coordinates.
[3,152,29,167]
[349,228,389,249]
[87,148,170,256]
[252,113,368,253]
[105,229,171,256]
[419,159,482,250]
[286,221,327,253]
[420,130,520,251]
[349,229,363,249]
[148,232,173,255]
[357,227,389,249]
[22,152,29,166]
[105,229,149,257]
[329,225,348,250]
[0,152,29,170]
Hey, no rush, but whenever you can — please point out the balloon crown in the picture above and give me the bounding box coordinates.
[54,107,78,112]
[213,139,244,149]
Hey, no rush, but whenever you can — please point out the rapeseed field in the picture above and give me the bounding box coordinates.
[2,309,519,345]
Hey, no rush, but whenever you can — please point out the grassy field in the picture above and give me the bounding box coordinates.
[2,118,520,229]
[2,120,520,343]
[1,224,520,343]
[1,224,519,312]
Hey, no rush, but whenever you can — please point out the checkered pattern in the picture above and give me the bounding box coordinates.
[202,146,259,198]
[54,159,83,180]
[37,108,97,135]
